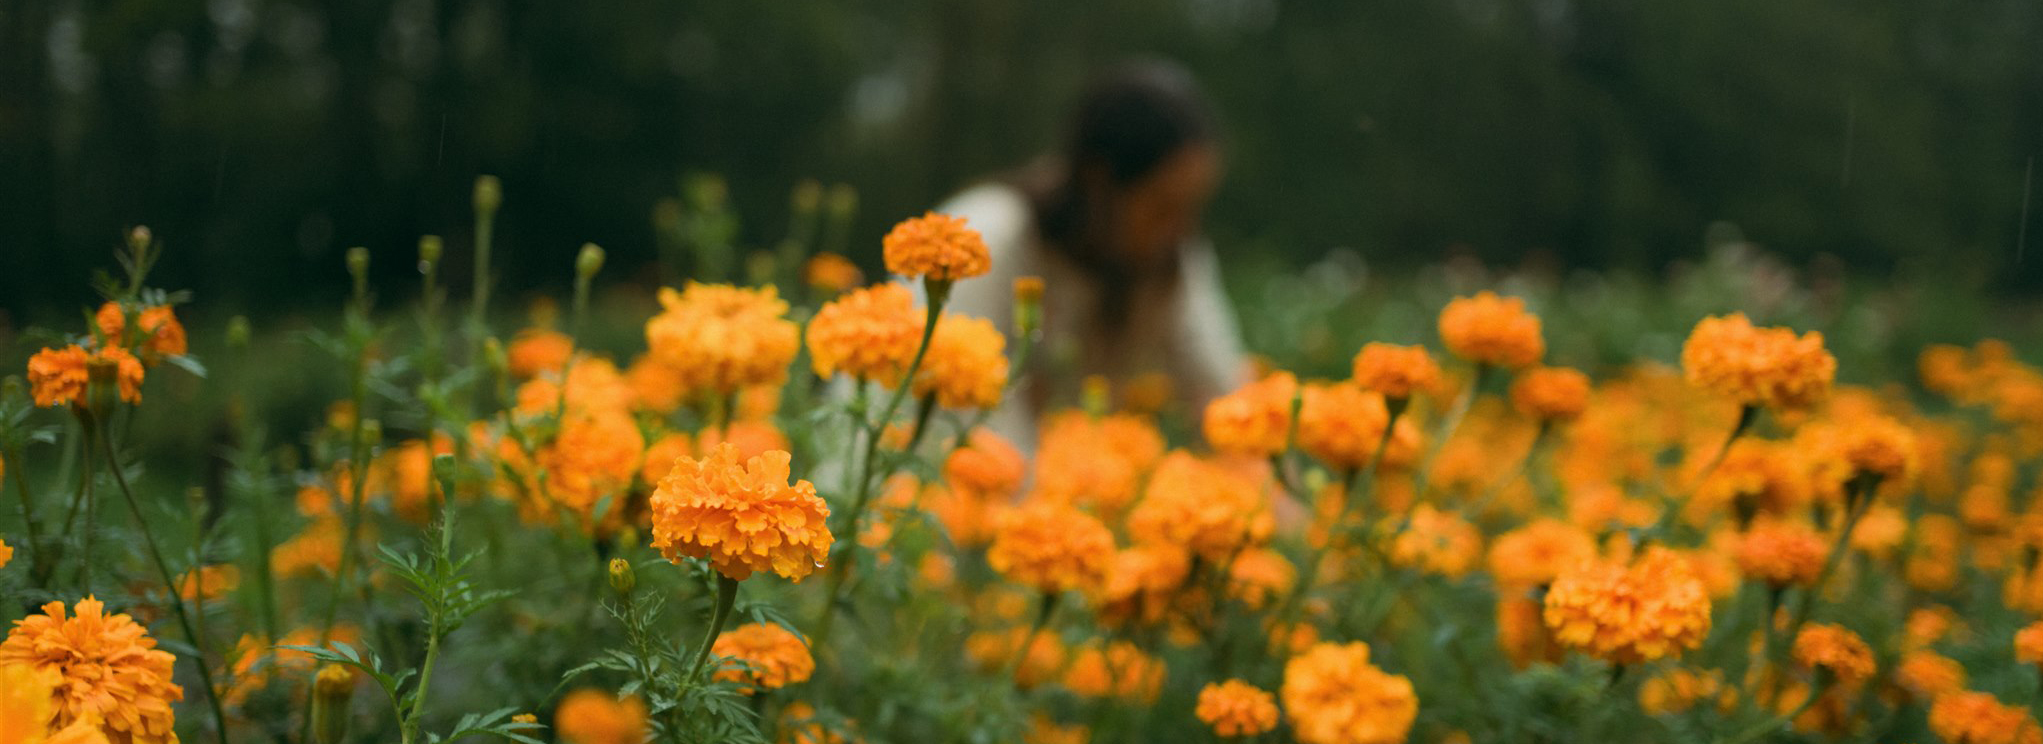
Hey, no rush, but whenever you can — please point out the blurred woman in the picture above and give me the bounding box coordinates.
[940,59,1249,449]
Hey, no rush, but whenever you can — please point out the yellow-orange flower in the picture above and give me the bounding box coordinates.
[1096,544,1192,627]
[1350,343,1440,401]
[805,283,923,384]
[507,328,574,378]
[1,663,113,744]
[988,501,1115,595]
[944,430,1025,500]
[1126,452,1271,560]
[914,314,1008,409]
[1733,519,1827,588]
[1389,504,1482,578]
[1438,292,1544,369]
[1696,439,1811,520]
[645,283,799,394]
[648,444,833,582]
[1195,680,1279,737]
[1226,548,1296,610]
[94,303,186,361]
[1296,382,1421,473]
[1928,690,2043,744]
[624,355,689,414]
[965,626,1066,689]
[1487,518,1597,590]
[1280,642,1417,744]
[1543,547,1711,664]
[1,538,12,571]
[2018,622,2043,666]
[1030,412,1165,512]
[27,346,143,408]
[0,598,182,744]
[804,252,864,295]
[1895,650,1966,700]
[1203,372,1297,458]
[1681,313,1835,410]
[1510,366,1591,421]
[882,212,991,283]
[554,689,648,744]
[175,565,239,602]
[711,622,814,693]
[1792,623,1874,684]
[1061,641,1164,701]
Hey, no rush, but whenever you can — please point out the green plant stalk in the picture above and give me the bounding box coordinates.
[1001,592,1059,687]
[100,424,232,744]
[1780,477,1878,651]
[8,443,47,584]
[685,575,742,685]
[318,348,374,646]
[1462,420,1550,519]
[1643,404,1758,547]
[78,422,95,593]
[1267,410,1401,668]
[1417,364,1490,482]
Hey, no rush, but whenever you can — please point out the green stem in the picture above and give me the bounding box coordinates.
[686,576,742,685]
[1001,593,1059,687]
[1781,478,1877,648]
[8,443,47,585]
[318,347,374,645]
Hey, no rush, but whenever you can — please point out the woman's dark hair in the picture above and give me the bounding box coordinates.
[1026,59,1218,329]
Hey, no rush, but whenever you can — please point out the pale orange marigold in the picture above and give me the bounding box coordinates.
[1226,548,1297,610]
[1486,518,1596,590]
[1030,412,1165,512]
[1895,649,1966,700]
[2018,622,2043,666]
[1792,623,1874,684]
[624,354,689,414]
[506,328,574,378]
[1680,313,1834,410]
[1389,504,1482,578]
[0,597,182,744]
[1510,366,1591,421]
[805,282,922,384]
[1126,452,1271,560]
[882,212,991,283]
[645,283,799,394]
[1438,292,1545,369]
[647,443,833,582]
[554,689,648,744]
[1195,679,1279,737]
[95,303,186,361]
[28,346,143,408]
[1733,519,1827,588]
[987,501,1115,595]
[1637,668,1727,715]
[1062,641,1164,701]
[1296,382,1422,473]
[1096,543,1192,627]
[0,537,12,571]
[1280,642,1417,744]
[1928,690,2043,744]
[1350,343,1440,401]
[1202,372,1297,458]
[944,430,1025,500]
[804,252,864,294]
[1543,547,1711,664]
[914,314,1008,409]
[712,622,814,693]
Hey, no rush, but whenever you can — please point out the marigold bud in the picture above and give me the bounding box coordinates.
[311,664,356,744]
[608,558,636,596]
[345,246,370,283]
[128,225,153,253]
[474,175,503,216]
[418,235,443,268]
[577,243,606,280]
[1014,276,1044,337]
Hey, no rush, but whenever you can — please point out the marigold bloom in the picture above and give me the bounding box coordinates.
[0,538,12,571]
[1733,519,1827,587]
[1,663,113,744]
[1510,366,1591,421]
[1203,372,1297,458]
[882,212,991,282]
[624,355,689,414]
[1126,452,1271,560]
[95,303,186,361]
[806,283,923,384]
[1487,518,1596,589]
[1637,668,1727,715]
[1350,343,1441,401]
[1097,544,1192,627]
[1792,624,1874,684]
[1062,641,1164,701]
[1928,691,2043,744]
[1830,414,1917,487]
[1280,642,1417,744]
[1226,548,1297,610]
[712,622,814,693]
[1543,547,1711,664]
[2018,622,2043,666]
[1681,313,1835,410]
[645,283,800,394]
[697,420,793,464]
[0,598,182,744]
[506,328,574,378]
[648,444,833,582]
[1496,596,1561,669]
[944,430,1025,499]
[914,314,1008,409]
[779,701,856,744]
[175,565,240,602]
[1895,650,1966,700]
[965,626,1066,689]
[804,252,864,294]
[1438,292,1545,368]
[554,689,648,744]
[1296,382,1422,472]
[1389,504,1482,578]
[1031,412,1165,512]
[271,519,343,577]
[1195,680,1279,737]
[28,346,144,408]
[1696,439,1811,520]
[987,501,1115,595]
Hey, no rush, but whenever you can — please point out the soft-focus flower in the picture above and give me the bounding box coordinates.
[506,328,574,378]
[1543,547,1712,664]
[1126,452,1271,560]
[1496,596,1561,669]
[1895,650,1966,700]
[1695,439,1811,521]
[624,355,689,414]
[1928,690,2043,744]
[0,538,12,571]
[1023,714,1088,744]
[1031,412,1165,512]
[1096,544,1192,627]
[1792,623,1874,684]
[965,626,1066,689]
[1487,519,1597,590]
[1296,382,1422,473]
[1510,366,1591,421]
[988,501,1115,595]
[882,212,991,283]
[1062,641,1164,701]
[945,430,1025,500]
[712,622,814,693]
[1733,519,1827,588]
[648,443,833,582]
[1637,668,1727,715]
[804,252,864,295]
[1281,642,1417,744]
[1350,343,1441,401]
[645,283,800,394]
[1681,313,1834,410]
[554,689,647,744]
[28,346,143,408]
[1195,680,1279,737]
[1203,372,1297,458]
[0,598,182,744]
[806,283,923,384]
[1389,504,1482,578]
[1226,548,1296,610]
[175,565,240,602]
[95,303,186,361]
[1438,292,1544,369]
[914,314,1008,409]
[2018,622,2043,666]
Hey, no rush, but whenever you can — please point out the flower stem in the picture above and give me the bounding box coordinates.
[1001,593,1059,687]
[8,443,48,585]
[686,575,742,685]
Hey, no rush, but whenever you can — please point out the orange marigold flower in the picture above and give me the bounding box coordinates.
[175,565,240,602]
[804,252,864,295]
[506,328,574,378]
[1389,504,1482,578]
[1127,452,1271,560]
[1280,642,1417,744]
[1637,668,1727,716]
[645,283,799,394]
[1792,623,1874,684]
[1487,518,1597,590]
[1543,547,1711,664]
[1,663,113,744]
[554,689,647,744]
[1062,641,1164,701]
[641,432,693,486]
[624,355,689,414]
[805,282,923,384]
[1096,544,1192,627]
[1203,372,1297,458]
[2018,622,2043,666]
[271,519,343,577]
[882,212,991,283]
[1031,412,1165,512]
[1023,714,1087,744]
[1227,548,1297,610]
[965,626,1066,689]
[1696,439,1811,520]
[1733,519,1827,588]
[95,303,186,361]
[987,501,1115,595]
[697,420,793,464]
[1833,413,1917,487]
[1438,292,1545,369]
[779,701,857,744]
[712,622,814,693]
[1895,650,1966,700]
[1928,690,2043,744]
[513,357,635,418]
[28,346,143,408]
[1350,343,1441,401]
[1510,366,1591,421]
[0,597,183,744]
[1296,382,1422,473]
[1195,679,1279,737]
[944,430,1025,500]
[526,411,644,530]
[647,443,833,582]
[0,538,12,571]
[1680,313,1835,410]
[914,314,1008,409]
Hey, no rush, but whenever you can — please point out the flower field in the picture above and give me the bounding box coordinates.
[6,179,2043,744]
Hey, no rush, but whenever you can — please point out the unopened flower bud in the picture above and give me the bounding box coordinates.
[128,226,153,253]
[473,175,502,216]
[608,558,636,596]
[345,247,370,282]
[576,243,606,280]
[1013,276,1044,337]
[418,235,443,269]
[311,664,356,744]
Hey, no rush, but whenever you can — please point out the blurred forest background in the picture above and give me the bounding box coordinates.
[2,0,2040,322]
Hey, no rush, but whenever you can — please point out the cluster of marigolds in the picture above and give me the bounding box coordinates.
[6,208,2043,744]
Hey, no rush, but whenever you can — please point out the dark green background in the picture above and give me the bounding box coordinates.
[3,0,2040,320]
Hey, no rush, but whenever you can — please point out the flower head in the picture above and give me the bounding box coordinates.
[1438,292,1544,368]
[2019,622,2043,666]
[1280,642,1417,744]
[914,314,1009,410]
[1895,650,1966,700]
[882,212,991,282]
[1543,547,1712,664]
[1062,641,1164,701]
[804,252,864,295]
[95,303,186,362]
[645,283,799,394]
[806,283,923,384]
[554,689,647,744]
[1203,372,1297,458]
[1195,680,1279,738]
[1126,452,1271,560]
[712,622,814,693]
[0,598,182,744]
[988,501,1115,595]
[1510,366,1591,421]
[1350,343,1441,401]
[1487,518,1597,590]
[648,444,833,582]
[1928,690,2043,744]
[1681,313,1834,410]
[506,328,574,378]
[1389,504,1482,578]
[1734,519,1827,588]
[1296,382,1421,473]
[28,346,143,409]
[1792,623,1874,684]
